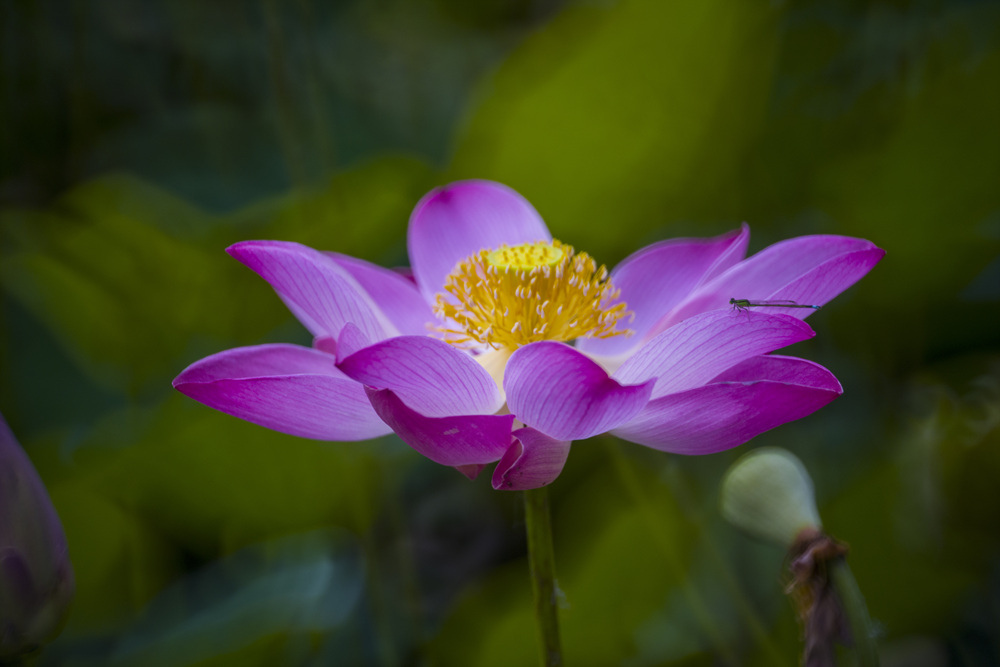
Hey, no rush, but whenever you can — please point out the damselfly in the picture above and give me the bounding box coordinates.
[729,298,821,312]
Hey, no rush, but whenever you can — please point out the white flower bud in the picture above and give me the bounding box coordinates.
[720,447,822,547]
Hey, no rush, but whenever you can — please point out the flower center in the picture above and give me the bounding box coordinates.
[433,240,632,349]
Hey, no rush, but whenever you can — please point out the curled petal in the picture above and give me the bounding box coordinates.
[578,224,749,358]
[173,344,391,441]
[366,388,515,466]
[326,252,434,336]
[339,336,504,416]
[492,428,572,491]
[614,310,815,399]
[613,358,842,454]
[176,343,342,381]
[407,181,551,301]
[228,241,393,341]
[505,342,654,441]
[711,354,843,391]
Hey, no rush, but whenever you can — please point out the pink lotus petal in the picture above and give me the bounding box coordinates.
[392,266,416,284]
[491,427,572,491]
[455,464,487,480]
[366,388,515,466]
[335,323,373,362]
[578,224,750,358]
[612,360,842,454]
[753,248,887,319]
[326,252,435,336]
[702,222,752,282]
[173,344,391,441]
[614,310,815,399]
[407,181,551,301]
[505,342,654,441]
[312,335,338,355]
[339,336,504,417]
[654,236,885,330]
[228,241,394,342]
[718,235,883,296]
[711,354,843,391]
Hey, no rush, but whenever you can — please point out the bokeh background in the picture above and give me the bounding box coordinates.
[2,0,999,665]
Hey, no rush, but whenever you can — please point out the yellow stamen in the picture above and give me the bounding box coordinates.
[434,240,633,349]
[487,243,563,271]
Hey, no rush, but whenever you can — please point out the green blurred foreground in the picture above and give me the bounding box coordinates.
[2,1,999,665]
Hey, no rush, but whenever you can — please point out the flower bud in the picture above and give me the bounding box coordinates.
[720,447,822,547]
[0,413,74,659]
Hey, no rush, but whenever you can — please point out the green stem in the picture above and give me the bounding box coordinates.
[524,487,563,667]
[829,557,879,667]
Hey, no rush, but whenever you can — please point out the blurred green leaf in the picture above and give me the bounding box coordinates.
[449,0,781,262]
[0,180,283,396]
[738,5,1000,376]
[228,154,435,264]
[105,530,364,667]
[814,47,1000,364]
[53,395,389,557]
[48,480,178,634]
[821,361,1000,636]
[0,155,434,399]
[823,465,980,635]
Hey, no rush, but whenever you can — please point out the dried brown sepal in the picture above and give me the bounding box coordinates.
[785,527,851,667]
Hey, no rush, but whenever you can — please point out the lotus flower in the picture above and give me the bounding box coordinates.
[0,412,74,658]
[174,181,883,490]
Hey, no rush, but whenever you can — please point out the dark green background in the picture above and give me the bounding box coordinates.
[2,0,999,664]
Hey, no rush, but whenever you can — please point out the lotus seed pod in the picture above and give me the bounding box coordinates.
[720,447,822,547]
